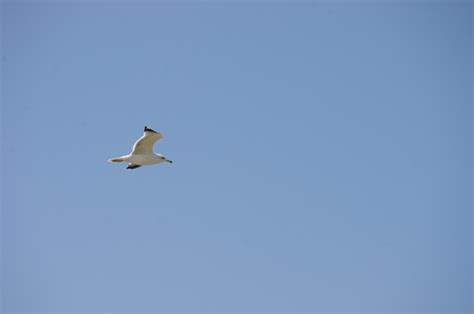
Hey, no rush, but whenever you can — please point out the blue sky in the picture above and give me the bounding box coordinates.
[1,1,472,313]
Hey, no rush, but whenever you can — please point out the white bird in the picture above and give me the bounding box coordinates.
[108,126,173,170]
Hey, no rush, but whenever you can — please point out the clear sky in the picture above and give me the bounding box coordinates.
[1,1,472,313]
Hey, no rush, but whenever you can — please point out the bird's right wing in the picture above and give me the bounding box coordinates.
[130,127,163,155]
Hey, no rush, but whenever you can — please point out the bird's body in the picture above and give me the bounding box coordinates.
[110,153,165,165]
[109,126,172,169]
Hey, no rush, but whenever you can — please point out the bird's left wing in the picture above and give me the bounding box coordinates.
[130,126,163,155]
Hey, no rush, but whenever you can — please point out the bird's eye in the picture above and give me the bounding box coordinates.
[161,157,165,159]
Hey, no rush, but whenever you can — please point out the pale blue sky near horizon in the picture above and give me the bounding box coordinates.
[1,1,472,313]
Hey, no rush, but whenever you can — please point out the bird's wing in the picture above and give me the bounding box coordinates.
[130,127,163,155]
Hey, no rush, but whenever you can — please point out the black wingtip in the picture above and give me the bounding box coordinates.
[126,164,142,169]
[144,126,158,133]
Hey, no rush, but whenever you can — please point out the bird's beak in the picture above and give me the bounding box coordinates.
[167,159,173,163]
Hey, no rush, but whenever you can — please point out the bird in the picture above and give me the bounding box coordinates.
[108,126,173,170]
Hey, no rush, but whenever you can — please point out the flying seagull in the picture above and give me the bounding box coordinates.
[109,126,173,170]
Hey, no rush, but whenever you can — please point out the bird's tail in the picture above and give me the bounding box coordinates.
[108,155,130,163]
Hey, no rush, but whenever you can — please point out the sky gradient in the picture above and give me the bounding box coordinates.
[1,1,472,313]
